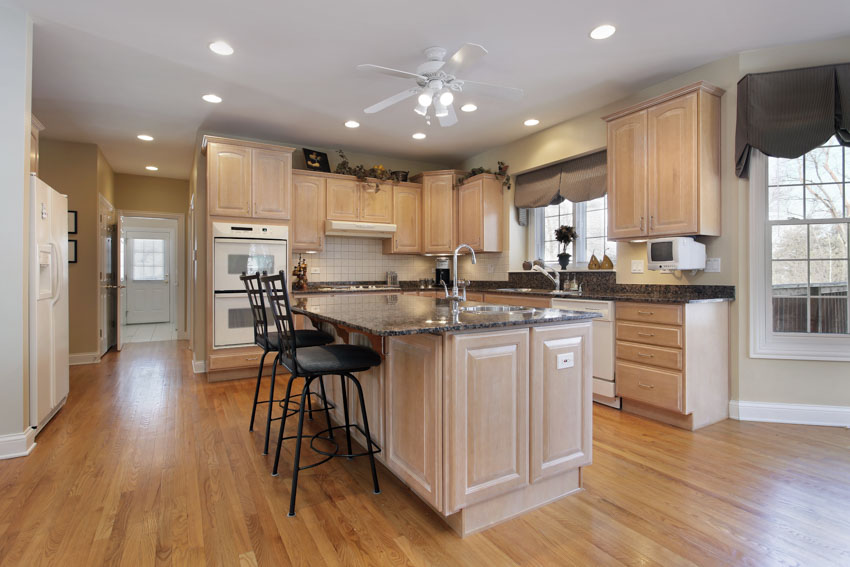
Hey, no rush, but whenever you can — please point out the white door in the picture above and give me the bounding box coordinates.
[116,215,125,350]
[126,230,171,324]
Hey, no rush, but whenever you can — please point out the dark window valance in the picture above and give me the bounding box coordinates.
[514,150,607,208]
[735,62,850,178]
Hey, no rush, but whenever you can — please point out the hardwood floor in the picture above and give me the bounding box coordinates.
[1,340,848,566]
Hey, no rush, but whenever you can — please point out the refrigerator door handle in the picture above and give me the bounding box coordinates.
[50,242,62,306]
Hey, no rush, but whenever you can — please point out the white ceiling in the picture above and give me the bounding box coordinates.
[18,0,850,179]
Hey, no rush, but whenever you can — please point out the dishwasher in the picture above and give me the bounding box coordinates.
[551,299,620,409]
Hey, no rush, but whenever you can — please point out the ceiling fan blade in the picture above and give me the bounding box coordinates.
[457,79,524,100]
[357,64,426,81]
[364,88,420,114]
[441,43,488,76]
[438,103,458,127]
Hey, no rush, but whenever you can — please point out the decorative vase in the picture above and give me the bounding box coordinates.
[557,252,571,270]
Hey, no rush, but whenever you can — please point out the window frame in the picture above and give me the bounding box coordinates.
[749,149,850,361]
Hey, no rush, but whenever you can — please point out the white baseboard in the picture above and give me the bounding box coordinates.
[192,359,206,373]
[69,352,101,365]
[0,428,37,460]
[730,400,850,427]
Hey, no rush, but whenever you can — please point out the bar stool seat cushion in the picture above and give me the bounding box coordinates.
[283,344,382,375]
[259,329,334,351]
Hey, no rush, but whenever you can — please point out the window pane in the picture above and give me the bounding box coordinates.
[768,185,804,220]
[810,297,848,334]
[586,209,606,239]
[805,184,843,219]
[544,240,559,264]
[809,224,848,259]
[772,297,808,332]
[772,260,807,294]
[809,259,848,291]
[768,156,803,186]
[132,238,166,281]
[771,225,807,260]
[585,237,606,261]
[585,195,606,212]
[805,146,844,184]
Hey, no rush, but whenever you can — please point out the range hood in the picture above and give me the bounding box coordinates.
[325,220,397,239]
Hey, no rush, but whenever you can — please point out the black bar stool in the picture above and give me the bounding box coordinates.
[240,271,334,454]
[261,270,382,517]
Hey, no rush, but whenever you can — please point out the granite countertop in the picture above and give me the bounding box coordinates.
[472,288,734,304]
[291,294,599,337]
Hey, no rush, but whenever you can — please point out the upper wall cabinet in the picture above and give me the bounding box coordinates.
[603,82,723,240]
[383,184,422,254]
[414,170,466,255]
[457,173,504,253]
[204,136,294,220]
[326,178,394,224]
[291,173,326,252]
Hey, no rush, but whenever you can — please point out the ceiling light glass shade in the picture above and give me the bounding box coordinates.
[434,100,449,117]
[344,120,360,128]
[414,104,428,116]
[202,94,222,103]
[137,134,154,141]
[439,91,454,106]
[590,24,616,39]
[209,41,234,55]
[417,92,433,107]
[145,166,158,171]
[524,118,540,126]
[460,103,477,112]
[412,132,426,140]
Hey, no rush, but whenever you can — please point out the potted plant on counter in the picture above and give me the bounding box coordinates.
[554,225,577,269]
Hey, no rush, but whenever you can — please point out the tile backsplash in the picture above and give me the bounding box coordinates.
[295,236,510,283]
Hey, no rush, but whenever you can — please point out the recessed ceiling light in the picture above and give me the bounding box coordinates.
[590,24,616,40]
[137,134,154,141]
[202,94,222,103]
[145,166,158,171]
[209,41,234,56]
[524,119,540,126]
[412,132,426,140]
[460,103,477,112]
[344,120,360,128]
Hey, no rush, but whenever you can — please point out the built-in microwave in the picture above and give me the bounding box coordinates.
[646,237,706,271]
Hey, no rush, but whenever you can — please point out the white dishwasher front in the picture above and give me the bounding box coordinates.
[551,299,620,409]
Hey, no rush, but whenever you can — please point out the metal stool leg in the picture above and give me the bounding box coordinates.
[340,374,353,459]
[272,372,298,476]
[349,373,381,494]
[318,376,334,440]
[263,353,280,455]
[248,348,268,432]
[307,391,313,420]
[288,377,314,517]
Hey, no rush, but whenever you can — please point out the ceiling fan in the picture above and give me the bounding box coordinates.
[357,43,523,127]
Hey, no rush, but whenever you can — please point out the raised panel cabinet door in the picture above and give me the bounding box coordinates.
[530,324,592,483]
[387,185,421,253]
[447,329,529,513]
[648,92,698,235]
[360,183,393,223]
[326,178,359,221]
[457,179,483,250]
[291,174,325,251]
[422,175,455,254]
[607,111,648,239]
[208,143,252,217]
[385,335,442,510]
[251,148,291,219]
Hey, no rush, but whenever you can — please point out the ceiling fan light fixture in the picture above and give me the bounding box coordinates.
[417,92,433,107]
[590,24,616,40]
[414,104,428,116]
[460,103,477,112]
[434,101,449,118]
[439,90,454,106]
[412,132,426,140]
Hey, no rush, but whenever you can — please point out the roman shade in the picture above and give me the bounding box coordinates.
[735,62,850,178]
[514,150,607,208]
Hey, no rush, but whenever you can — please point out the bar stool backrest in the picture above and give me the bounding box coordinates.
[240,271,270,347]
[261,270,299,371]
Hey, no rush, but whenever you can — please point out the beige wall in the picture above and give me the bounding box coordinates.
[39,138,101,356]
[461,37,850,408]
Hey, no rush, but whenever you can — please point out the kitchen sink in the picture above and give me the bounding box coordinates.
[460,305,539,315]
[494,288,540,293]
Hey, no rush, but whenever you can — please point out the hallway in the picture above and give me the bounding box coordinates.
[0,341,848,566]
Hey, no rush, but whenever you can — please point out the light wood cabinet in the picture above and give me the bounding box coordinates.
[251,148,292,219]
[360,183,393,223]
[603,82,723,240]
[326,178,359,221]
[326,178,394,224]
[291,173,326,251]
[384,184,422,254]
[446,329,529,513]
[207,142,252,217]
[457,174,504,253]
[419,171,464,254]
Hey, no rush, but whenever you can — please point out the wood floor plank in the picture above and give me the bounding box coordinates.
[0,340,848,566]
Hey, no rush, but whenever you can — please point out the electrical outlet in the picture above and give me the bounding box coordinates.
[311,267,320,274]
[705,258,721,272]
[631,260,644,274]
[557,352,575,369]
[487,264,495,273]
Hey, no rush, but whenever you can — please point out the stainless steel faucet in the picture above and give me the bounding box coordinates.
[448,244,477,300]
[532,264,560,290]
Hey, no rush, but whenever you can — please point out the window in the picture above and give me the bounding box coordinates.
[131,238,166,281]
[541,195,616,267]
[750,140,850,360]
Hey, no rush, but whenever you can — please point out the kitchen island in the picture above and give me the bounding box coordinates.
[292,293,598,536]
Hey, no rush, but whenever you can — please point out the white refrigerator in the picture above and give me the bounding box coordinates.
[29,173,69,432]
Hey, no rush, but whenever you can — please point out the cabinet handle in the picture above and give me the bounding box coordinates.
[650,215,654,230]
[637,311,654,315]
[638,382,655,390]
[637,332,655,337]
[639,216,644,231]
[637,352,654,358]
[245,356,259,361]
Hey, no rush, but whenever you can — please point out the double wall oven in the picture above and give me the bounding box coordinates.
[213,222,288,348]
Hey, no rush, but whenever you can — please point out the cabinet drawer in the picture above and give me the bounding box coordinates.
[617,302,682,325]
[616,340,682,371]
[208,350,272,371]
[616,361,683,413]
[616,321,682,348]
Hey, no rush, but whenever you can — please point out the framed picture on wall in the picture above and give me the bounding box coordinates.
[68,239,77,263]
[302,148,331,172]
[68,210,77,234]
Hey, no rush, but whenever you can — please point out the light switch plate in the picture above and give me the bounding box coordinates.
[311,267,320,274]
[705,257,721,272]
[631,260,644,274]
[557,352,575,369]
